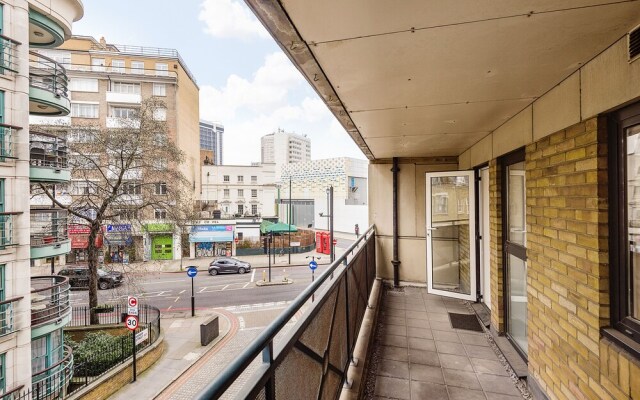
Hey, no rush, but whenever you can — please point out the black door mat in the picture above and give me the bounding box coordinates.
[449,313,484,332]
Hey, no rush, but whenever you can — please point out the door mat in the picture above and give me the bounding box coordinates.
[449,313,483,332]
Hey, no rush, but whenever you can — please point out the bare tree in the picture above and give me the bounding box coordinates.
[34,98,194,323]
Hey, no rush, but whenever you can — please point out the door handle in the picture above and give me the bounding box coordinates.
[426,227,438,231]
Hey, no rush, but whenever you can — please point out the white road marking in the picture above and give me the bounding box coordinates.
[251,269,256,282]
[198,287,208,293]
[173,297,180,303]
[222,284,229,291]
[183,352,201,361]
[179,290,186,294]
[243,282,251,288]
[238,316,246,330]
[167,306,172,311]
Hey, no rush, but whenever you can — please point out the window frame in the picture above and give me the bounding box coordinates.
[152,83,166,97]
[607,101,640,357]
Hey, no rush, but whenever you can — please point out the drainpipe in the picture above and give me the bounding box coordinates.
[391,157,400,287]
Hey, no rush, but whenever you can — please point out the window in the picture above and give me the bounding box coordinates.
[237,232,243,240]
[110,107,137,119]
[223,175,230,182]
[238,189,244,197]
[457,197,469,214]
[434,193,448,215]
[156,63,168,76]
[251,189,257,198]
[154,182,167,195]
[69,154,100,169]
[71,181,97,195]
[68,129,95,143]
[223,189,230,198]
[69,78,99,92]
[117,209,138,221]
[120,182,141,195]
[153,83,166,96]
[251,204,258,215]
[608,102,640,353]
[131,61,144,73]
[91,58,105,72]
[71,103,99,118]
[251,176,257,184]
[111,82,140,94]
[153,158,167,170]
[111,59,125,73]
[0,265,4,302]
[154,209,167,219]
[153,133,167,146]
[152,107,167,121]
[237,204,244,214]
[237,175,244,183]
[0,352,5,393]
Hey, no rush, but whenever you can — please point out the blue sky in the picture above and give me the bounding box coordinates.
[74,0,366,164]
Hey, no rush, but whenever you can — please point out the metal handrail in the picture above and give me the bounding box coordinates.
[30,276,71,328]
[0,296,23,336]
[30,211,69,246]
[28,51,69,99]
[29,131,68,169]
[31,345,73,386]
[196,225,376,399]
[0,35,19,74]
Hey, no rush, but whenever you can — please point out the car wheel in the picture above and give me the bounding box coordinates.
[209,269,218,276]
[99,281,109,290]
[237,267,246,274]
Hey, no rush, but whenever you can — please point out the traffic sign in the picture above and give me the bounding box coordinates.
[127,296,139,316]
[309,260,318,270]
[333,239,337,245]
[125,315,139,331]
[135,329,148,345]
[187,266,198,278]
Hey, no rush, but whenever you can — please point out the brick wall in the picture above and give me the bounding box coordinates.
[489,159,505,331]
[525,117,640,399]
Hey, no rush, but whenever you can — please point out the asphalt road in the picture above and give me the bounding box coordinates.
[69,262,331,310]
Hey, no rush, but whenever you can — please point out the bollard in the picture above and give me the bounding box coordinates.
[262,270,267,282]
[283,269,287,282]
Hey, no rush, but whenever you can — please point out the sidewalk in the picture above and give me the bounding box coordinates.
[110,308,236,400]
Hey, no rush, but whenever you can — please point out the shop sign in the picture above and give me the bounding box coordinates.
[107,224,132,232]
[69,224,91,235]
[145,223,174,233]
[105,224,133,246]
[189,225,234,243]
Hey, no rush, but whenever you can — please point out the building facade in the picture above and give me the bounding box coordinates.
[200,119,223,166]
[260,129,311,179]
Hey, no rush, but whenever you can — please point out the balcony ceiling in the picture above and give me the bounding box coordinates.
[249,0,640,159]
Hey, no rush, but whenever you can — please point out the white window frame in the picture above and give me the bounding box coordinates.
[71,102,99,118]
[154,182,167,195]
[156,63,169,76]
[91,58,105,72]
[152,107,167,121]
[69,78,99,93]
[111,59,125,73]
[152,83,166,97]
[111,82,140,95]
[154,209,167,219]
[110,106,138,119]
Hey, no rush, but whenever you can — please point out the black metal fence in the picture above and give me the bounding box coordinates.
[196,225,377,399]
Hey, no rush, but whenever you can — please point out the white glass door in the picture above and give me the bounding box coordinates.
[426,171,476,301]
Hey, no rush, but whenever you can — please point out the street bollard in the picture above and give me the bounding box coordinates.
[283,269,287,282]
[262,270,267,282]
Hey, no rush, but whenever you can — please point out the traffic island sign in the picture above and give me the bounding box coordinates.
[187,266,198,317]
[309,260,318,270]
[128,296,139,316]
[125,315,138,331]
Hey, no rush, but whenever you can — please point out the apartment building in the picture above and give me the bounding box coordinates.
[260,129,310,179]
[0,0,83,396]
[200,119,223,166]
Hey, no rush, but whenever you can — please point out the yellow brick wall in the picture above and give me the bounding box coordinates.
[524,117,640,400]
[489,159,505,332]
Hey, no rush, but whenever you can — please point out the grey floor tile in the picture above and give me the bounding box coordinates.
[432,330,461,343]
[384,316,407,326]
[484,393,524,400]
[382,334,408,348]
[447,386,487,400]
[409,363,445,384]
[423,293,445,301]
[459,333,490,347]
[382,309,407,318]
[430,321,455,331]
[426,306,450,315]
[470,358,509,376]
[408,349,441,367]
[405,310,429,320]
[407,318,430,329]
[380,345,409,362]
[476,374,521,396]
[405,297,425,305]
[442,368,482,390]
[428,313,451,322]
[408,337,436,351]
[411,380,449,400]
[385,302,407,310]
[438,354,474,371]
[407,326,433,339]
[435,341,467,356]
[377,359,410,379]
[464,345,499,361]
[386,324,408,336]
[374,376,410,400]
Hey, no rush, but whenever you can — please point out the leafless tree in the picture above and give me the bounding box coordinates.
[34,98,194,323]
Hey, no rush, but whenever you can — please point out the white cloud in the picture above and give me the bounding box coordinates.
[198,0,269,39]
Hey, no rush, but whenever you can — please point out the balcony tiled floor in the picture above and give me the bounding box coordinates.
[370,286,527,400]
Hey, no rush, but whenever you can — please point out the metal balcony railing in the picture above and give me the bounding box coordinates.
[29,51,69,99]
[0,34,20,74]
[29,132,68,169]
[0,124,21,159]
[30,210,68,247]
[0,296,23,336]
[30,276,71,328]
[196,225,377,399]
[31,345,73,399]
[0,212,19,247]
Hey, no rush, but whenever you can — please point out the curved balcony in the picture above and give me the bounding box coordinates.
[28,10,65,48]
[32,344,73,399]
[31,276,71,329]
[0,35,20,74]
[29,51,70,116]
[30,132,70,183]
[30,210,70,259]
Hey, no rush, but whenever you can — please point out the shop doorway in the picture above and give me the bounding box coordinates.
[151,235,173,260]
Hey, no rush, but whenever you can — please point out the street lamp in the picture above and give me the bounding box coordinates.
[318,186,334,262]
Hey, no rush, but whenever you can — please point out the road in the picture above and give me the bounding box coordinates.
[69,262,332,310]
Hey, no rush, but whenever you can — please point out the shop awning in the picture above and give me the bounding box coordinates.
[260,220,274,234]
[264,222,298,234]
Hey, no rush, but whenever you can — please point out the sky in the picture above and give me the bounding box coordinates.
[73,0,366,165]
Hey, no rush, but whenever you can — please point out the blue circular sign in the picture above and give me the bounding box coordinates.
[308,260,318,270]
[187,266,198,278]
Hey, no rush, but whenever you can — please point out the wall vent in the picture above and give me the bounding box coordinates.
[629,24,640,62]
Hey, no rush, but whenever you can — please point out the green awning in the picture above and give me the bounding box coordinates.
[264,222,298,233]
[260,220,275,234]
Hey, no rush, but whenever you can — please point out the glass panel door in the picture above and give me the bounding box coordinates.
[426,171,476,301]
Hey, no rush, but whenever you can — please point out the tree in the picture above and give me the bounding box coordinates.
[34,98,194,324]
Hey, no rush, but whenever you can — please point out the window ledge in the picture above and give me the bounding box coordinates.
[602,327,640,360]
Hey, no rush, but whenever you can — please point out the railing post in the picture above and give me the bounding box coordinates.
[262,341,275,400]
[343,258,353,388]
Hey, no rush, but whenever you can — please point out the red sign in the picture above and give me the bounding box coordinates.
[69,224,91,235]
[70,234,103,249]
[125,315,138,331]
[128,296,138,308]
[333,239,338,245]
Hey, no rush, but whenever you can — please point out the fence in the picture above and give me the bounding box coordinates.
[196,225,376,399]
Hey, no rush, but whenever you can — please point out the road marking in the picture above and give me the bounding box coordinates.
[167,306,172,311]
[251,269,256,282]
[198,287,207,293]
[238,316,246,330]
[243,282,251,288]
[169,320,182,328]
[183,352,201,361]
[179,290,186,294]
[221,284,229,291]
[173,297,180,303]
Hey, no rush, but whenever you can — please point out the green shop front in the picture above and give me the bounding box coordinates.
[144,223,176,261]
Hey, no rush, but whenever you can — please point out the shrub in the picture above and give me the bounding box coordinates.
[66,331,133,377]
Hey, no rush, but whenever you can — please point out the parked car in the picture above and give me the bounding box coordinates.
[58,266,124,290]
[208,257,251,276]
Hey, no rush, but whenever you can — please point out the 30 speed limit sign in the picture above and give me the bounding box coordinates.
[125,315,139,331]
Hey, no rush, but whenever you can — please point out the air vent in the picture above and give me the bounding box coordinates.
[629,24,640,62]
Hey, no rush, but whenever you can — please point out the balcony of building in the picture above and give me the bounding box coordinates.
[0,296,23,337]
[29,131,70,183]
[31,344,73,400]
[105,91,141,104]
[106,116,141,129]
[0,212,20,248]
[29,51,70,116]
[30,276,71,329]
[28,2,84,48]
[30,210,70,259]
[0,34,20,74]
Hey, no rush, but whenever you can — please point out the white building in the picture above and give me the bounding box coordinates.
[279,158,368,234]
[261,129,311,179]
[201,164,277,219]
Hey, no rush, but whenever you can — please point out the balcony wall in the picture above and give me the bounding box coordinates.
[30,210,69,259]
[29,131,70,183]
[29,51,70,116]
[106,92,141,104]
[31,276,71,330]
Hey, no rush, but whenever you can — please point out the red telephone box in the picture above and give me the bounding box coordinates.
[321,232,331,255]
[315,231,323,253]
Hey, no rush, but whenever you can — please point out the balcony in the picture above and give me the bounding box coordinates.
[0,296,23,336]
[106,91,141,104]
[30,132,70,183]
[0,212,19,247]
[0,34,20,74]
[29,51,70,116]
[0,124,21,160]
[28,10,65,48]
[31,276,71,328]
[30,210,70,259]
[31,344,73,400]
[106,116,141,129]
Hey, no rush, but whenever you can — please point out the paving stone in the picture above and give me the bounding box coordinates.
[442,368,483,390]
[447,386,487,400]
[409,363,445,384]
[428,313,451,322]
[382,334,408,348]
[380,345,409,362]
[407,318,430,329]
[435,341,467,356]
[407,326,433,339]
[377,359,410,379]
[430,321,455,331]
[438,354,474,371]
[464,345,499,361]
[432,330,461,343]
[470,358,510,376]
[410,380,449,399]
[405,302,427,311]
[408,337,436,351]
[405,310,429,320]
[408,349,441,367]
[384,316,406,326]
[386,324,408,336]
[484,393,524,400]
[459,333,490,347]
[476,373,522,396]
[374,376,410,400]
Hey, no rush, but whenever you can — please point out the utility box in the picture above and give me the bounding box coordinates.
[200,316,219,346]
